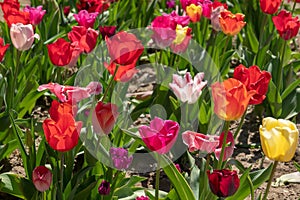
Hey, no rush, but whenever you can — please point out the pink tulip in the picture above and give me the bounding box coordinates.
[139,117,179,154]
[73,10,98,28]
[182,131,219,153]
[215,131,235,161]
[37,82,102,103]
[169,72,207,104]
[23,5,46,25]
[32,166,52,192]
[10,23,39,51]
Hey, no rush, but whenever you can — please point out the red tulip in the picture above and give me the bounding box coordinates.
[104,62,138,82]
[92,101,119,135]
[260,0,282,14]
[77,0,110,14]
[207,169,240,197]
[32,166,52,192]
[43,110,82,152]
[272,10,300,40]
[182,131,219,153]
[105,31,144,65]
[99,26,117,39]
[139,117,179,154]
[233,64,271,105]
[0,37,9,62]
[49,100,77,121]
[47,38,74,66]
[4,10,30,27]
[68,26,99,53]
[211,78,255,121]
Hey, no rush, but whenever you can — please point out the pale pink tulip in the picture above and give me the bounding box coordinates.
[169,72,207,104]
[182,131,219,153]
[10,23,40,51]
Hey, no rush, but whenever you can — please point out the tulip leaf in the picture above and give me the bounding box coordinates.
[281,78,300,101]
[161,156,196,200]
[294,162,300,172]
[266,80,282,118]
[0,173,36,199]
[245,24,259,53]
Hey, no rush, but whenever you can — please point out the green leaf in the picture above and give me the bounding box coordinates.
[281,78,300,101]
[294,162,300,172]
[266,80,282,118]
[246,24,259,53]
[0,173,36,199]
[161,156,196,200]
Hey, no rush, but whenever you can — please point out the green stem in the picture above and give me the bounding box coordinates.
[101,64,120,102]
[233,110,247,139]
[217,121,230,169]
[291,0,297,15]
[155,156,161,200]
[276,40,287,93]
[258,14,268,49]
[220,36,230,68]
[11,50,21,109]
[60,153,65,195]
[262,161,278,200]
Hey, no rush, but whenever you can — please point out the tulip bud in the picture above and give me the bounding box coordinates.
[98,180,110,195]
[110,147,133,170]
[10,23,40,51]
[32,166,52,192]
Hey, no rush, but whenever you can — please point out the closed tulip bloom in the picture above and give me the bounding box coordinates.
[272,10,300,40]
[182,131,219,153]
[186,4,202,22]
[210,1,227,31]
[214,131,235,161]
[99,26,117,39]
[207,169,240,197]
[110,147,133,170]
[169,72,207,104]
[92,101,119,135]
[211,78,255,121]
[23,5,46,25]
[10,23,39,51]
[73,10,98,28]
[259,117,299,162]
[106,31,144,65]
[260,0,282,14]
[233,64,271,105]
[98,180,110,195]
[0,37,10,62]
[32,166,52,192]
[139,117,179,154]
[68,26,99,53]
[219,10,246,36]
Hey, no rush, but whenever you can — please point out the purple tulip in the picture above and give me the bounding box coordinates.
[110,147,133,170]
[98,180,110,195]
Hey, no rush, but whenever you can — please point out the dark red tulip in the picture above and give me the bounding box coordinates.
[99,26,117,39]
[32,166,52,192]
[207,169,240,197]
[98,180,110,195]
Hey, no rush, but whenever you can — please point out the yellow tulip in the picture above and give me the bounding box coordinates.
[259,117,299,162]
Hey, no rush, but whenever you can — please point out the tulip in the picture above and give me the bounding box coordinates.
[200,0,212,19]
[92,101,119,135]
[186,4,202,22]
[136,196,150,200]
[210,1,227,31]
[110,147,133,170]
[98,180,110,195]
[169,72,207,104]
[211,78,255,121]
[32,166,52,192]
[207,169,240,197]
[219,10,246,36]
[166,0,176,8]
[139,117,179,154]
[1,0,30,28]
[49,100,77,122]
[23,5,46,25]
[10,23,39,51]
[170,24,192,53]
[43,113,82,152]
[180,0,198,10]
[105,31,144,65]
[63,6,71,16]
[0,0,20,15]
[47,38,73,66]
[272,10,300,40]
[73,10,98,28]
[68,26,99,53]
[233,64,271,105]
[259,117,299,162]
[214,131,235,161]
[37,82,102,103]
[182,131,219,153]
[259,0,282,14]
[99,26,117,39]
[0,37,10,62]
[104,62,138,82]
[77,0,110,14]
